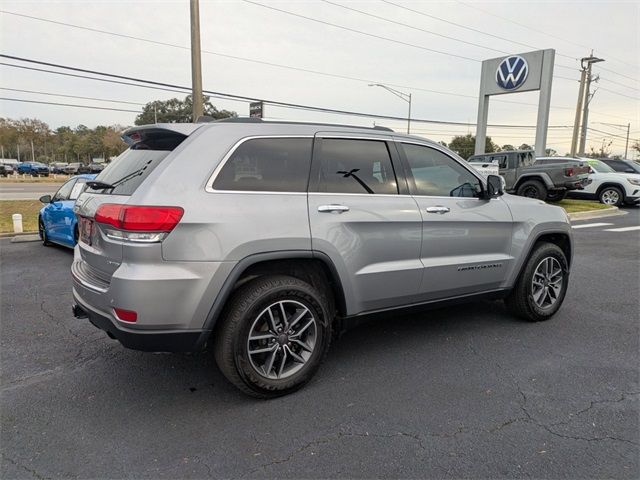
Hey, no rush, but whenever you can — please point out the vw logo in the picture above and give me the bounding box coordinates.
[496,55,529,90]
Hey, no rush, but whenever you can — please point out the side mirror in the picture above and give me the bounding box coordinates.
[588,167,595,174]
[39,195,52,204]
[485,175,504,198]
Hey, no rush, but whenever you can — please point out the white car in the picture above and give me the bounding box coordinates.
[569,158,640,206]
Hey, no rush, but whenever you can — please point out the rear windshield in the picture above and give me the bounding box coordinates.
[87,130,186,195]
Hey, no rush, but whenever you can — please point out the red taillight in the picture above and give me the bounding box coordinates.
[113,308,137,323]
[565,167,574,177]
[95,204,184,232]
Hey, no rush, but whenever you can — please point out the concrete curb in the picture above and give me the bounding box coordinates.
[10,234,41,243]
[0,231,38,238]
[568,207,627,221]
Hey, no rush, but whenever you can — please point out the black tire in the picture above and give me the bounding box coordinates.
[214,275,333,398]
[517,180,548,200]
[38,217,51,246]
[545,190,567,203]
[598,186,624,206]
[505,242,569,322]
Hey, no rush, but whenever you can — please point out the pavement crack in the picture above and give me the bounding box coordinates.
[2,454,51,480]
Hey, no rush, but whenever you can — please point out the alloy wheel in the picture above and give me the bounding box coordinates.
[531,257,563,309]
[246,300,317,380]
[601,189,620,205]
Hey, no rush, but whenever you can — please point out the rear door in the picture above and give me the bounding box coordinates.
[74,127,194,280]
[308,133,423,314]
[398,141,514,300]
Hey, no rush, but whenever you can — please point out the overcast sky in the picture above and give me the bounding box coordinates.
[1,0,638,156]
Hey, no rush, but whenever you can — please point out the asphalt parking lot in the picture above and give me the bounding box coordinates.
[0,182,64,200]
[1,210,638,479]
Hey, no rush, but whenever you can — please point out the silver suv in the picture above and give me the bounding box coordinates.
[71,119,573,397]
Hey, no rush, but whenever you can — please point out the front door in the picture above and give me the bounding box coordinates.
[397,141,514,301]
[307,135,423,314]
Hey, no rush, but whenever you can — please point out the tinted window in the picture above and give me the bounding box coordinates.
[316,139,397,194]
[88,131,186,195]
[69,178,89,200]
[53,179,77,201]
[403,143,481,197]
[213,138,312,192]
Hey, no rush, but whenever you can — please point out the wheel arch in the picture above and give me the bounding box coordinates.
[509,230,572,289]
[595,182,626,200]
[514,173,553,190]
[196,251,347,350]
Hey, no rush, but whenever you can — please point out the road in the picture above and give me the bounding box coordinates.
[0,182,63,200]
[1,210,638,479]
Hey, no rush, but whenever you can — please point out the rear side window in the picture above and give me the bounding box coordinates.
[315,139,398,194]
[88,130,186,195]
[69,178,89,200]
[213,138,312,192]
[53,178,76,201]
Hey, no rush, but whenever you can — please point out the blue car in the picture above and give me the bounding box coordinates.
[38,174,97,248]
[18,162,50,176]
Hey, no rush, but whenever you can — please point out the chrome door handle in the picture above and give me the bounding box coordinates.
[318,204,350,213]
[425,206,450,214]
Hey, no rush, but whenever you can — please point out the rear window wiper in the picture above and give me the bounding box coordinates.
[86,166,147,191]
[86,180,114,190]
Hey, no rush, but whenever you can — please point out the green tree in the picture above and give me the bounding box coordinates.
[448,134,497,159]
[519,143,532,151]
[135,95,237,125]
[631,140,640,159]
[500,144,515,151]
[545,148,557,156]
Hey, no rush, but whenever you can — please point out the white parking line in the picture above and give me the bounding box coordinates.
[572,223,613,229]
[604,226,640,232]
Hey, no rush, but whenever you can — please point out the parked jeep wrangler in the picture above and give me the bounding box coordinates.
[468,150,590,202]
[72,120,573,397]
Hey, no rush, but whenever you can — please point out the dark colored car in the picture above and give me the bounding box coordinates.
[0,165,8,177]
[600,158,640,174]
[17,162,50,176]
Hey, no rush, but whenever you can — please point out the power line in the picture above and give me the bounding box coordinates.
[456,0,639,71]
[0,87,146,105]
[596,86,639,101]
[240,0,480,62]
[320,0,510,55]
[0,97,140,113]
[5,8,636,121]
[0,54,575,129]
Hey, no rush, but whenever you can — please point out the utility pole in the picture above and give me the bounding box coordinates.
[624,123,630,158]
[154,103,158,124]
[190,0,204,122]
[570,68,587,156]
[30,139,35,161]
[572,53,604,156]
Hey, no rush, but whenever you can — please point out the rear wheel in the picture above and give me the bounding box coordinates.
[505,242,568,322]
[517,180,548,201]
[598,186,623,206]
[214,275,333,398]
[545,190,566,202]
[38,217,51,246]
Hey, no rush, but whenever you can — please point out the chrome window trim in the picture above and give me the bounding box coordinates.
[205,135,314,194]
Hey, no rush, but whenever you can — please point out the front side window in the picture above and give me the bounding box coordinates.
[403,143,481,198]
[53,179,77,201]
[316,139,398,194]
[213,138,312,192]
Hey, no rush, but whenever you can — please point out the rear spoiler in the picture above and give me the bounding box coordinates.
[120,124,204,147]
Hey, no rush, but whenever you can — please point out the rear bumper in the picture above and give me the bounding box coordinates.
[72,294,202,352]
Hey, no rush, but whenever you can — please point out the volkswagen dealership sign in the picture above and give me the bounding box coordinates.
[496,55,529,90]
[475,49,555,157]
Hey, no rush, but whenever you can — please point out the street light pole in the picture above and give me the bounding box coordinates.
[190,0,204,122]
[368,84,412,134]
[624,123,630,158]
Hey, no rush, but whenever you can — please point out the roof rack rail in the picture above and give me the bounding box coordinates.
[212,117,263,123]
[207,117,395,132]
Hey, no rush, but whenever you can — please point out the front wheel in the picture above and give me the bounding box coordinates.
[38,217,51,246]
[505,242,569,322]
[599,186,623,206]
[214,275,333,398]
